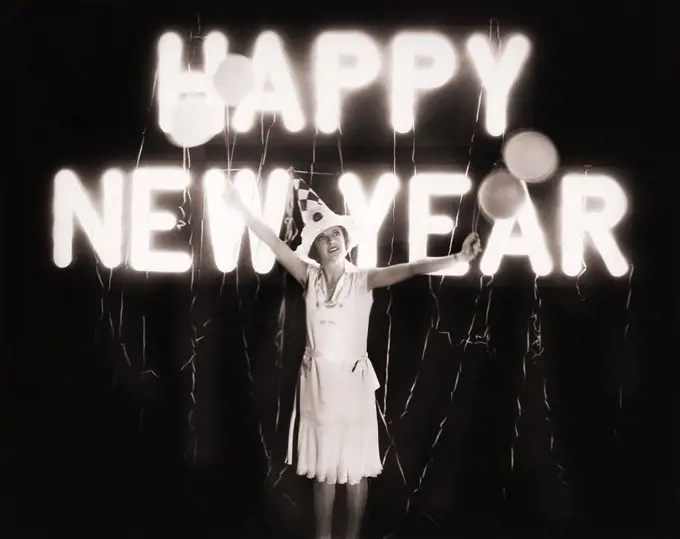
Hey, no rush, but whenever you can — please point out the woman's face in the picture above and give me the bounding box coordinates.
[313,226,347,264]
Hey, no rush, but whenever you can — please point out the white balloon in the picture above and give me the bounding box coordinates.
[477,169,527,221]
[503,130,559,183]
[212,54,256,107]
[168,98,222,148]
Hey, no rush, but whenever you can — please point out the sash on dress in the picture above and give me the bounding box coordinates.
[285,347,380,465]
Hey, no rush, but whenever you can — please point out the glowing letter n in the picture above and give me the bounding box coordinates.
[53,169,124,269]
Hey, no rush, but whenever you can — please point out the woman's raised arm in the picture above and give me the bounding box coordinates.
[366,232,482,290]
[224,180,308,286]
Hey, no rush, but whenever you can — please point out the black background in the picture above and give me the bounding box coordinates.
[3,1,673,538]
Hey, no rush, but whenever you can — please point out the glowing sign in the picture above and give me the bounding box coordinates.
[52,28,630,279]
[156,30,531,143]
[204,168,291,273]
[52,168,629,276]
[232,31,305,133]
[407,173,473,276]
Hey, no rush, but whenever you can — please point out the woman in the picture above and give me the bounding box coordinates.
[224,177,481,539]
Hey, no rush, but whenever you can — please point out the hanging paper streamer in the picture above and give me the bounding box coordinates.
[81,52,163,453]
[502,130,559,183]
[506,323,529,501]
[397,129,420,423]
[458,275,494,351]
[384,21,495,539]
[534,275,569,488]
[233,113,274,471]
[366,129,406,489]
[373,129,411,516]
[177,146,199,460]
[168,22,221,462]
[574,165,591,300]
[619,265,635,409]
[168,96,223,148]
[457,16,502,358]
[251,117,278,468]
[378,127,414,491]
[212,53,256,107]
[380,130,399,436]
[273,170,300,434]
[477,169,527,221]
[185,138,213,461]
[507,275,539,501]
[455,20,493,353]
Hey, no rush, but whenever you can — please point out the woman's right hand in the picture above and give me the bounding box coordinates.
[222,173,309,286]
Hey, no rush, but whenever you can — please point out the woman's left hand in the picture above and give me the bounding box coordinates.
[459,232,483,261]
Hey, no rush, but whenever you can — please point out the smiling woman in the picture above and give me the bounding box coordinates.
[221,171,481,539]
[7,4,659,538]
[309,226,350,265]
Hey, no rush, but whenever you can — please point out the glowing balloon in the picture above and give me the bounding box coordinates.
[212,54,256,107]
[503,130,559,183]
[167,97,222,148]
[477,170,527,221]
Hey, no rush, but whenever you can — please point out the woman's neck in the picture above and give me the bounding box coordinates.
[321,259,345,282]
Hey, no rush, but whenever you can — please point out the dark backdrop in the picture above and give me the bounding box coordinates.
[3,1,672,538]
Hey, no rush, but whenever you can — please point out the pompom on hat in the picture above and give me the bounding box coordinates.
[289,173,362,260]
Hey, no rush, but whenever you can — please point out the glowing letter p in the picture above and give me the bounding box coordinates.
[390,32,457,133]
[313,31,381,134]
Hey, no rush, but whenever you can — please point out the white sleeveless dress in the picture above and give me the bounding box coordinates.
[286,261,382,485]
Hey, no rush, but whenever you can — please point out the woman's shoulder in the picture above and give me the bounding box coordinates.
[303,262,321,290]
[307,261,321,277]
[345,265,372,293]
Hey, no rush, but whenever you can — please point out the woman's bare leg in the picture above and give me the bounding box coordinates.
[345,478,368,539]
[313,480,336,539]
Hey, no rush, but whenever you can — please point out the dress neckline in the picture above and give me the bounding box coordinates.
[317,264,348,306]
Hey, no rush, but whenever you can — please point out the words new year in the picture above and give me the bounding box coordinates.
[52,167,629,277]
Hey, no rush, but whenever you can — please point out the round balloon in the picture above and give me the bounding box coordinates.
[477,170,527,221]
[502,130,559,183]
[168,98,222,148]
[212,54,256,108]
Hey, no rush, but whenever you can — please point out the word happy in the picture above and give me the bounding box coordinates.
[158,30,532,141]
[52,167,629,277]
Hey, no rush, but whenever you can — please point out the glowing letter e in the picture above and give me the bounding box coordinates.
[130,167,192,273]
[313,31,381,134]
[53,169,124,269]
[390,32,457,133]
[561,174,629,277]
[408,173,472,275]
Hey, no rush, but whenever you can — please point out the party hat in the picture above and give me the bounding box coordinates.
[288,173,361,259]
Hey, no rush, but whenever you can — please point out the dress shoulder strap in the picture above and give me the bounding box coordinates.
[303,263,319,296]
